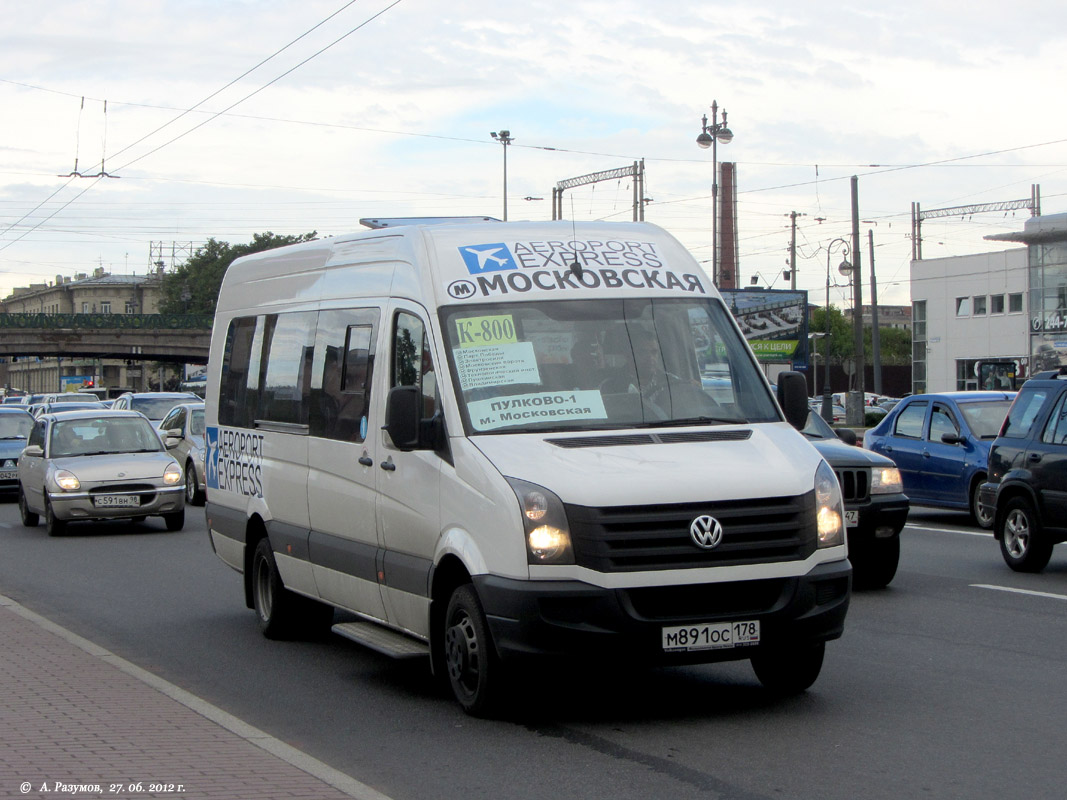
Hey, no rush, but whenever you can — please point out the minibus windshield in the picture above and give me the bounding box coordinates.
[440,297,779,435]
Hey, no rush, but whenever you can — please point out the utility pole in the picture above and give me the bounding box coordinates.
[869,228,882,395]
[788,211,805,290]
[849,176,865,425]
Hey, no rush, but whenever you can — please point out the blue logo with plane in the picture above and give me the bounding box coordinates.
[459,243,518,274]
[206,426,219,490]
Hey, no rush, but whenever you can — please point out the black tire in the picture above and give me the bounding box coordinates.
[852,536,900,590]
[185,462,204,506]
[751,641,825,695]
[164,509,185,532]
[999,496,1053,573]
[251,538,333,639]
[442,583,504,716]
[45,499,67,537]
[971,478,994,529]
[18,486,39,527]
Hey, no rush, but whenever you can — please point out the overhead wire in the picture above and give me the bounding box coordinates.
[0,0,405,254]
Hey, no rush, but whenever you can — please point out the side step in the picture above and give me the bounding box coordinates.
[331,620,429,660]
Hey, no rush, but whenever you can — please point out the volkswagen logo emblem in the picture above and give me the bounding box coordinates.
[690,515,723,549]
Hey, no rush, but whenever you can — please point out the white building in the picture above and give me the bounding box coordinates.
[910,249,1027,392]
[910,212,1067,393]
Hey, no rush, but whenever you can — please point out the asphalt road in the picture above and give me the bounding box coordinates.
[1,498,1065,800]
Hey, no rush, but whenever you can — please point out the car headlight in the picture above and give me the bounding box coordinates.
[814,460,845,549]
[163,463,183,485]
[871,466,902,495]
[506,477,574,565]
[54,470,80,491]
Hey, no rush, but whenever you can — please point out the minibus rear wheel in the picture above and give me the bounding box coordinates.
[252,538,302,639]
[443,583,503,716]
[251,537,333,639]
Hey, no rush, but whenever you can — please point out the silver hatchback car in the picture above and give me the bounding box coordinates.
[17,410,186,536]
[159,402,206,506]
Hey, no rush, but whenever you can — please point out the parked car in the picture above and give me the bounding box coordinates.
[863,391,1015,527]
[43,392,102,403]
[32,400,107,418]
[802,410,909,588]
[809,399,847,424]
[10,392,49,407]
[17,409,185,535]
[0,406,35,494]
[159,402,206,506]
[980,368,1067,571]
[110,391,199,425]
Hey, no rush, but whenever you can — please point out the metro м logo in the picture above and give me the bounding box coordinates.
[459,244,518,274]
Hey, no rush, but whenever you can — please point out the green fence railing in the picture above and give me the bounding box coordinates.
[0,313,213,330]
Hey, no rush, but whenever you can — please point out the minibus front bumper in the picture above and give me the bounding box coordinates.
[473,560,851,665]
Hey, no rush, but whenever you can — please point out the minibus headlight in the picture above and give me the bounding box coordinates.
[506,478,574,565]
[54,470,80,491]
[814,460,845,549]
[163,463,183,485]
[870,466,902,494]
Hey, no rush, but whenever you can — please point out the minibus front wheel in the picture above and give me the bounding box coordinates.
[443,583,504,716]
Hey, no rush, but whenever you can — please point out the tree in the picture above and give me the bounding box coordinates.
[811,307,912,367]
[810,305,854,363]
[159,231,317,315]
[867,326,911,366]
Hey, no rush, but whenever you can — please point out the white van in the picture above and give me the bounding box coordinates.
[204,220,851,714]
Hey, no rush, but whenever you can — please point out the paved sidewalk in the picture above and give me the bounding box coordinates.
[0,593,391,800]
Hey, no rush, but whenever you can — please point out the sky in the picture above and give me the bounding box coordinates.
[3,0,1067,311]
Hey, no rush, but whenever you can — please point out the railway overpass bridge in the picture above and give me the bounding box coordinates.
[0,313,212,363]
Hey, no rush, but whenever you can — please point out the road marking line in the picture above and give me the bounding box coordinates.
[0,592,393,800]
[971,584,1067,601]
[906,524,991,538]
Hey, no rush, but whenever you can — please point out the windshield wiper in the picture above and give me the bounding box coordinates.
[0,435,27,440]
[640,415,746,428]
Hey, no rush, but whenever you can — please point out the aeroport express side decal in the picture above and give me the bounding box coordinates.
[205,426,264,498]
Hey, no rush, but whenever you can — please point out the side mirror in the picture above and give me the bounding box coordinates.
[164,434,182,448]
[21,445,43,459]
[941,433,964,445]
[776,371,809,430]
[384,385,421,450]
[835,428,858,446]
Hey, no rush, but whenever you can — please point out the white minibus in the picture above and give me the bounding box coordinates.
[204,220,850,714]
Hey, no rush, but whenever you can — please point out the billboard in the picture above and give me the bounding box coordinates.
[60,375,94,391]
[721,289,809,367]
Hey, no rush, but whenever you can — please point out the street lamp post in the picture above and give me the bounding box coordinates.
[695,101,733,286]
[490,129,513,221]
[822,238,852,423]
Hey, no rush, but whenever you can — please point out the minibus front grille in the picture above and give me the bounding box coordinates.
[833,468,870,502]
[623,578,788,620]
[564,492,817,572]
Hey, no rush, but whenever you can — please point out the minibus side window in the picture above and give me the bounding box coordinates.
[311,308,380,442]
[259,311,317,426]
[393,312,438,419]
[219,316,262,428]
